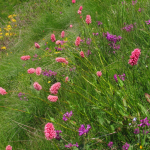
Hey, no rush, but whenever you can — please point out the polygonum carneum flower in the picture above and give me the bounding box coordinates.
[138,117,150,127]
[65,143,79,148]
[79,6,83,10]
[35,42,40,48]
[65,76,69,82]
[35,67,42,76]
[70,25,73,28]
[51,34,56,42]
[33,82,42,91]
[72,0,75,3]
[47,95,58,102]
[61,31,65,38]
[79,124,91,136]
[6,145,12,150]
[145,20,150,25]
[56,57,68,64]
[85,15,91,25]
[56,40,61,45]
[108,141,113,148]
[55,130,62,140]
[63,111,73,121]
[80,51,84,58]
[27,68,35,74]
[122,142,130,150]
[49,82,61,95]
[134,128,140,134]
[75,36,81,46]
[21,55,30,61]
[0,87,7,95]
[77,10,81,15]
[97,71,102,77]
[128,48,141,66]
[44,123,56,140]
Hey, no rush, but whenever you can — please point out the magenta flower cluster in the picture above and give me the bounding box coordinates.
[18,92,28,101]
[55,130,62,140]
[42,69,57,77]
[114,73,125,82]
[63,111,73,121]
[122,142,130,150]
[65,142,79,148]
[138,117,150,127]
[78,124,91,136]
[122,23,136,32]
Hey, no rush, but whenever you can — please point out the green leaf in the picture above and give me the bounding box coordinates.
[118,78,124,87]
[138,103,150,117]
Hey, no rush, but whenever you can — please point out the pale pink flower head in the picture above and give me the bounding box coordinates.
[56,57,68,65]
[70,25,73,28]
[75,36,81,46]
[56,40,61,45]
[49,82,61,94]
[0,87,7,95]
[51,34,56,42]
[80,51,84,58]
[77,10,82,15]
[35,42,40,48]
[27,68,35,74]
[21,55,31,61]
[65,76,69,82]
[33,82,42,91]
[35,67,42,76]
[72,0,75,3]
[86,15,91,25]
[97,71,102,77]
[128,48,141,66]
[47,95,58,102]
[79,6,83,11]
[6,145,12,150]
[61,31,65,38]
[44,123,56,140]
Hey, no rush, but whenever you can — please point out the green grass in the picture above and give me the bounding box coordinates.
[1,0,150,149]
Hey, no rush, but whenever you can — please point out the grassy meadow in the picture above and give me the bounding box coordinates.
[0,0,150,149]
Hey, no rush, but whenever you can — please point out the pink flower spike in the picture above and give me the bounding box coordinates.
[49,82,61,94]
[65,76,69,82]
[75,36,81,46]
[21,55,31,61]
[80,51,84,58]
[35,42,40,48]
[86,15,91,25]
[27,68,35,74]
[56,57,68,64]
[61,31,65,38]
[0,87,7,95]
[6,145,12,150]
[47,95,58,102]
[56,40,61,45]
[70,25,73,28]
[79,6,83,11]
[97,71,102,77]
[78,10,82,15]
[51,34,56,42]
[33,82,42,91]
[44,123,56,140]
[72,0,75,3]
[35,67,42,76]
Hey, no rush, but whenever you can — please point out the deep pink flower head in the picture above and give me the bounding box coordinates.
[47,95,58,102]
[80,51,84,58]
[72,0,75,3]
[6,145,12,150]
[21,55,31,61]
[35,67,42,76]
[27,68,35,74]
[86,15,91,25]
[77,10,82,15]
[128,48,141,66]
[56,40,61,45]
[70,25,73,28]
[79,6,83,11]
[56,57,68,64]
[33,82,42,91]
[65,76,69,82]
[44,123,56,140]
[35,42,40,48]
[97,71,102,77]
[51,34,56,42]
[0,87,7,95]
[75,36,81,46]
[50,82,61,94]
[61,31,65,38]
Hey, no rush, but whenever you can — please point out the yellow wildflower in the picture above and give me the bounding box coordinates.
[0,28,1,31]
[55,52,60,54]
[140,146,142,149]
[11,19,16,22]
[5,33,9,36]
[8,15,13,19]
[0,36,3,39]
[15,25,17,27]
[1,46,6,50]
[0,33,2,35]
[13,14,17,17]
[43,39,45,40]
[48,81,51,83]
[7,25,11,28]
[10,33,13,36]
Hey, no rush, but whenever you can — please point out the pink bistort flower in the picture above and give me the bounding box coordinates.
[49,82,61,94]
[56,57,68,64]
[6,145,12,150]
[56,40,61,45]
[0,87,7,95]
[61,31,65,38]
[33,82,42,91]
[35,67,42,76]
[44,123,56,140]
[80,51,84,58]
[75,36,81,46]
[47,95,58,102]
[86,15,91,25]
[35,42,40,48]
[72,0,75,3]
[51,34,56,42]
[77,10,82,15]
[128,48,141,66]
[21,55,31,61]
[70,25,73,28]
[65,76,69,82]
[27,68,35,74]
[97,71,102,77]
[79,6,83,11]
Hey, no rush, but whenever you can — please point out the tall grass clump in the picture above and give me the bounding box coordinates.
[1,0,150,149]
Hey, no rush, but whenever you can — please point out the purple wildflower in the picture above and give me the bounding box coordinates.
[86,38,91,45]
[132,0,137,5]
[122,142,130,150]
[138,117,150,127]
[93,33,99,36]
[55,130,62,140]
[78,124,91,136]
[33,54,38,58]
[65,143,78,148]
[96,21,102,26]
[134,128,140,134]
[42,69,57,77]
[114,74,118,82]
[145,20,150,25]
[108,141,113,148]
[122,24,134,32]
[143,130,149,135]
[63,111,73,121]
[46,47,49,50]
[86,50,91,56]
